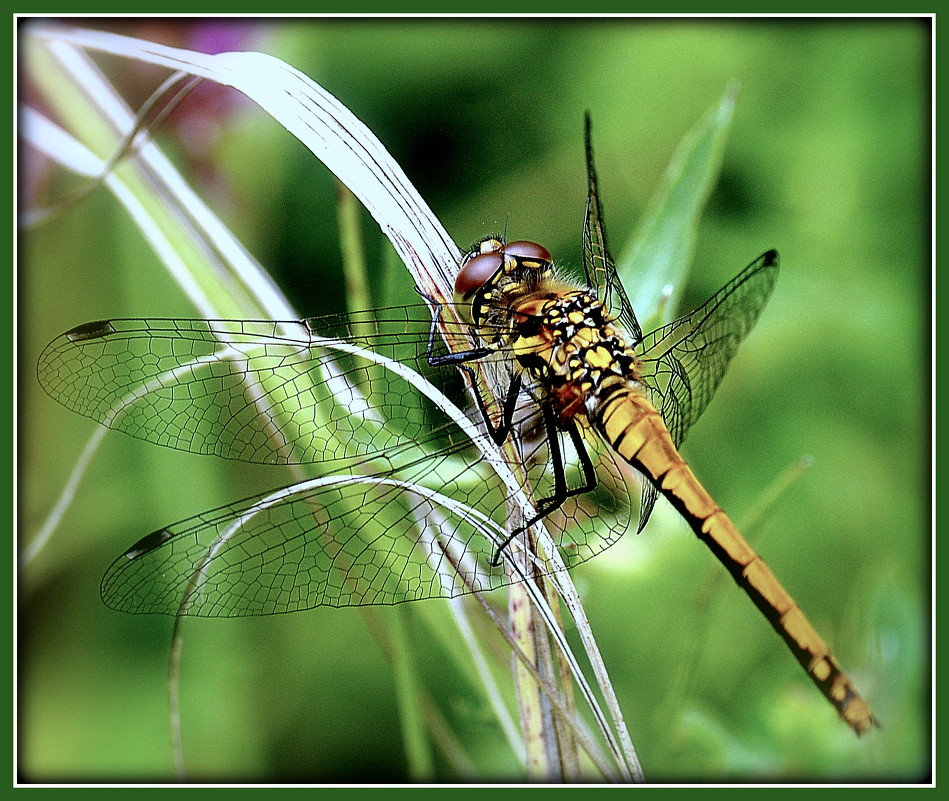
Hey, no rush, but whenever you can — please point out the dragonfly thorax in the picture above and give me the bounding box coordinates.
[456,238,643,422]
[509,290,642,423]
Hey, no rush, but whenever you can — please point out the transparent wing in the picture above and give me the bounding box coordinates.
[40,306,637,616]
[99,451,507,615]
[626,251,779,532]
[579,121,777,532]
[637,249,780,447]
[36,308,473,468]
[97,395,636,617]
[581,113,642,343]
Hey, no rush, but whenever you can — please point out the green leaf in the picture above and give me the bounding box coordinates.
[618,83,739,327]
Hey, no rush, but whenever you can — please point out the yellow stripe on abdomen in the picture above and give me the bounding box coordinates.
[593,388,877,735]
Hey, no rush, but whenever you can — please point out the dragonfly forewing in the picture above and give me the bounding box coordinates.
[37,310,478,470]
[581,114,641,343]
[590,249,779,534]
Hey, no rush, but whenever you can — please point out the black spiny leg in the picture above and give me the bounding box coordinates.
[421,287,494,367]
[489,403,598,567]
[458,367,522,447]
[419,288,599,569]
[421,289,523,445]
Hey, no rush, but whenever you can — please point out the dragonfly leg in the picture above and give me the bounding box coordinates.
[419,288,525,446]
[489,407,598,567]
[457,367,523,447]
[418,288,600,570]
[420,290,495,367]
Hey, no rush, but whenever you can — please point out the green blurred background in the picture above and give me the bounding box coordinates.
[19,17,930,783]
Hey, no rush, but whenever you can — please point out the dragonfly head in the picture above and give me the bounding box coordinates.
[455,238,554,309]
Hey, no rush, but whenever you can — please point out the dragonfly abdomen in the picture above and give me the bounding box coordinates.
[592,387,878,735]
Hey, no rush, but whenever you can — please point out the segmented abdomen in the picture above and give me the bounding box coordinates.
[593,387,877,735]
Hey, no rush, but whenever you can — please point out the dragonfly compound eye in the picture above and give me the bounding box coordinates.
[455,251,504,294]
[502,240,553,266]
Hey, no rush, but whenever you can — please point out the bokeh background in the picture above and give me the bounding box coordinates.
[19,17,930,783]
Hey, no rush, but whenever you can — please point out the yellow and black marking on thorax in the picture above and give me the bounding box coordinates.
[456,238,643,423]
[508,290,642,423]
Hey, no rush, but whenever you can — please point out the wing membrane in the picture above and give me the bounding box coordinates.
[637,249,780,447]
[581,114,642,343]
[100,462,506,615]
[37,307,473,468]
[41,304,639,616]
[98,409,636,616]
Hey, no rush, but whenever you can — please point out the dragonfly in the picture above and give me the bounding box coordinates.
[36,118,876,737]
